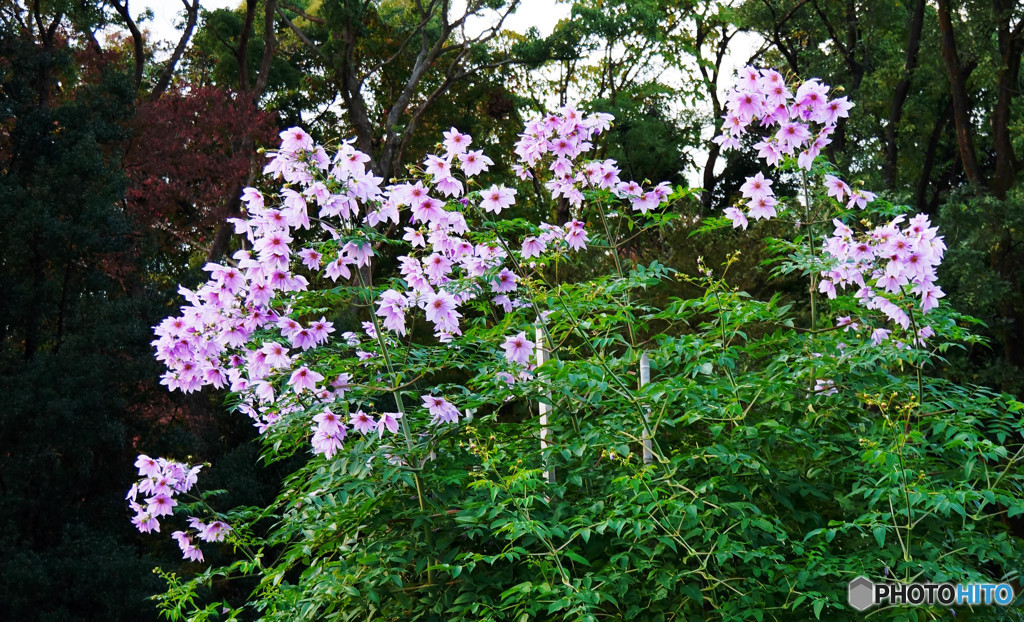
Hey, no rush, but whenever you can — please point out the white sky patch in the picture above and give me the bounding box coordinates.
[139,0,239,44]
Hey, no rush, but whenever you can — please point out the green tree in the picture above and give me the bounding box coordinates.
[0,9,164,620]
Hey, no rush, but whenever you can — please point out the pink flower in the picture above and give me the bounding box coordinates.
[617,180,642,197]
[199,520,231,543]
[424,291,461,332]
[411,197,446,224]
[262,342,292,368]
[434,176,463,197]
[776,122,811,148]
[310,317,334,344]
[403,227,427,248]
[824,175,850,202]
[502,332,535,365]
[631,191,661,214]
[330,373,351,397]
[350,410,377,435]
[480,185,517,214]
[172,531,205,562]
[564,220,589,251]
[521,236,546,258]
[871,328,891,345]
[376,289,408,336]
[241,186,264,210]
[424,253,454,282]
[424,154,452,178]
[312,427,345,458]
[724,207,749,230]
[813,379,838,396]
[377,412,402,435]
[132,512,160,534]
[290,328,317,351]
[442,128,471,155]
[314,409,343,435]
[747,195,778,221]
[135,455,160,478]
[288,366,324,393]
[147,493,177,517]
[836,316,859,331]
[422,395,460,425]
[739,172,774,202]
[847,189,876,210]
[343,240,374,268]
[279,127,313,152]
[491,268,517,293]
[458,149,492,176]
[754,139,782,165]
[819,96,853,125]
[918,284,945,312]
[325,257,352,281]
[818,279,837,299]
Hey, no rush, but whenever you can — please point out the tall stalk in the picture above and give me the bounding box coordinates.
[801,171,818,332]
[354,260,434,585]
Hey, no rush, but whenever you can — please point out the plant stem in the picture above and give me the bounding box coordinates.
[801,171,818,332]
[354,264,434,585]
[477,210,661,457]
[594,200,637,348]
[903,295,926,410]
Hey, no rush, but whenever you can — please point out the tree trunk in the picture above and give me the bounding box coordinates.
[990,0,1023,199]
[883,0,926,189]
[936,0,983,186]
[915,99,953,213]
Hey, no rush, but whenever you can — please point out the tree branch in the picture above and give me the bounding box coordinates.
[254,0,278,99]
[110,0,144,89]
[236,0,258,93]
[280,0,325,24]
[936,0,983,185]
[150,0,199,99]
[276,3,325,58]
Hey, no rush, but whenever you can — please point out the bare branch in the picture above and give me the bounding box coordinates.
[235,0,258,92]
[110,0,144,89]
[150,0,199,99]
[280,0,325,24]
[253,0,279,99]
[359,3,441,87]
[276,4,325,58]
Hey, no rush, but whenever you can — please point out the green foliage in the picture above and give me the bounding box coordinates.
[936,187,1024,395]
[0,25,166,621]
[150,150,1024,621]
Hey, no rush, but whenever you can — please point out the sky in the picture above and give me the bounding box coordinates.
[137,1,235,43]
[140,0,570,45]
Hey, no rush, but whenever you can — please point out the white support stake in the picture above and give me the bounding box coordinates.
[640,351,653,464]
[536,321,554,484]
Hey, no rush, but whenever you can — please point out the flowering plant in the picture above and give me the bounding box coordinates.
[133,70,1024,620]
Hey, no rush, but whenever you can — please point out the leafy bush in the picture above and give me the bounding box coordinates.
[130,70,1024,621]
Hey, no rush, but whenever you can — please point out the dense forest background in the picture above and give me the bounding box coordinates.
[1,0,1022,618]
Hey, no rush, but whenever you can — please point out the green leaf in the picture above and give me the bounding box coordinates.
[872,526,885,548]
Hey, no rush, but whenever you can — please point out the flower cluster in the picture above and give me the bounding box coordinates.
[141,105,677,556]
[713,67,949,342]
[514,107,671,214]
[127,455,229,562]
[820,214,946,342]
[714,67,874,229]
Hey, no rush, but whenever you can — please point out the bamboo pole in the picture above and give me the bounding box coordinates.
[640,352,652,464]
[536,320,554,484]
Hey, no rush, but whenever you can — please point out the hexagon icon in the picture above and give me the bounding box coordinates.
[848,576,875,611]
